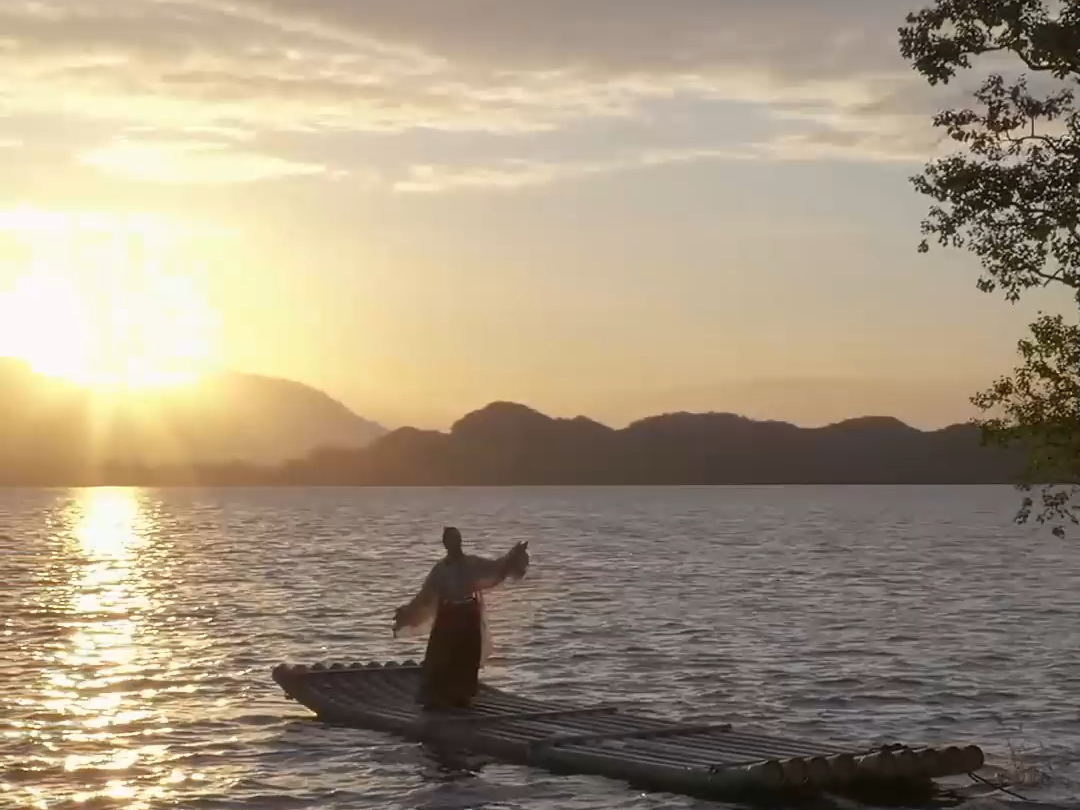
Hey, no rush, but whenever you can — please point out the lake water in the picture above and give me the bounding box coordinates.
[1,486,1077,810]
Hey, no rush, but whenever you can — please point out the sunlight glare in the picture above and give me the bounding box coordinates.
[23,488,171,809]
[76,487,141,559]
[0,207,219,390]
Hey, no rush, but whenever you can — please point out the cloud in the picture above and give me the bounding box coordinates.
[393,148,756,193]
[0,0,1005,184]
[0,1,637,135]
[79,138,328,183]
[394,161,567,193]
[199,0,912,79]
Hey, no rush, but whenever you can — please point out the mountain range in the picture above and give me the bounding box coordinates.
[0,362,1021,486]
[0,358,384,484]
[274,401,1020,487]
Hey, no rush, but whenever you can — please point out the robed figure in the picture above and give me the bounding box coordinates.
[393,527,530,710]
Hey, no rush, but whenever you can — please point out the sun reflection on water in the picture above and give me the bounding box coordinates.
[9,488,181,809]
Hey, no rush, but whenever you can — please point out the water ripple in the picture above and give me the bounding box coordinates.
[1,485,1077,809]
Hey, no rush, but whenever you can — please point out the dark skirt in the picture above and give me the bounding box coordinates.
[420,597,482,710]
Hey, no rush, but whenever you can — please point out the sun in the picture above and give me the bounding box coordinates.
[0,207,218,390]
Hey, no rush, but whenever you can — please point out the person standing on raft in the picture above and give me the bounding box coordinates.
[392,527,529,710]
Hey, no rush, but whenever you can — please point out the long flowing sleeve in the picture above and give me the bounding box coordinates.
[464,544,528,666]
[392,563,441,637]
[465,543,528,592]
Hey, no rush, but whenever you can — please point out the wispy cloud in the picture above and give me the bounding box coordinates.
[0,0,981,187]
[390,136,927,193]
[79,138,328,184]
[392,147,762,193]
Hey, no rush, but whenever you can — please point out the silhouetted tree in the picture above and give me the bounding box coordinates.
[900,0,1080,536]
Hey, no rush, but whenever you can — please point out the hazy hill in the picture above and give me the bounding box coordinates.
[280,401,1022,486]
[0,367,1025,486]
[0,359,384,482]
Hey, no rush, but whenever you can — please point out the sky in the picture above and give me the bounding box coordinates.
[0,0,1075,430]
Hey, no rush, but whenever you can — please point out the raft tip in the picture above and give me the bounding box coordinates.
[960,744,985,772]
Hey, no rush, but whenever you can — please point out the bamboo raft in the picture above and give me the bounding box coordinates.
[271,660,985,802]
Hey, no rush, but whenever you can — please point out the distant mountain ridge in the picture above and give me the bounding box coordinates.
[0,359,385,482]
[0,365,1022,485]
[275,401,1021,487]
